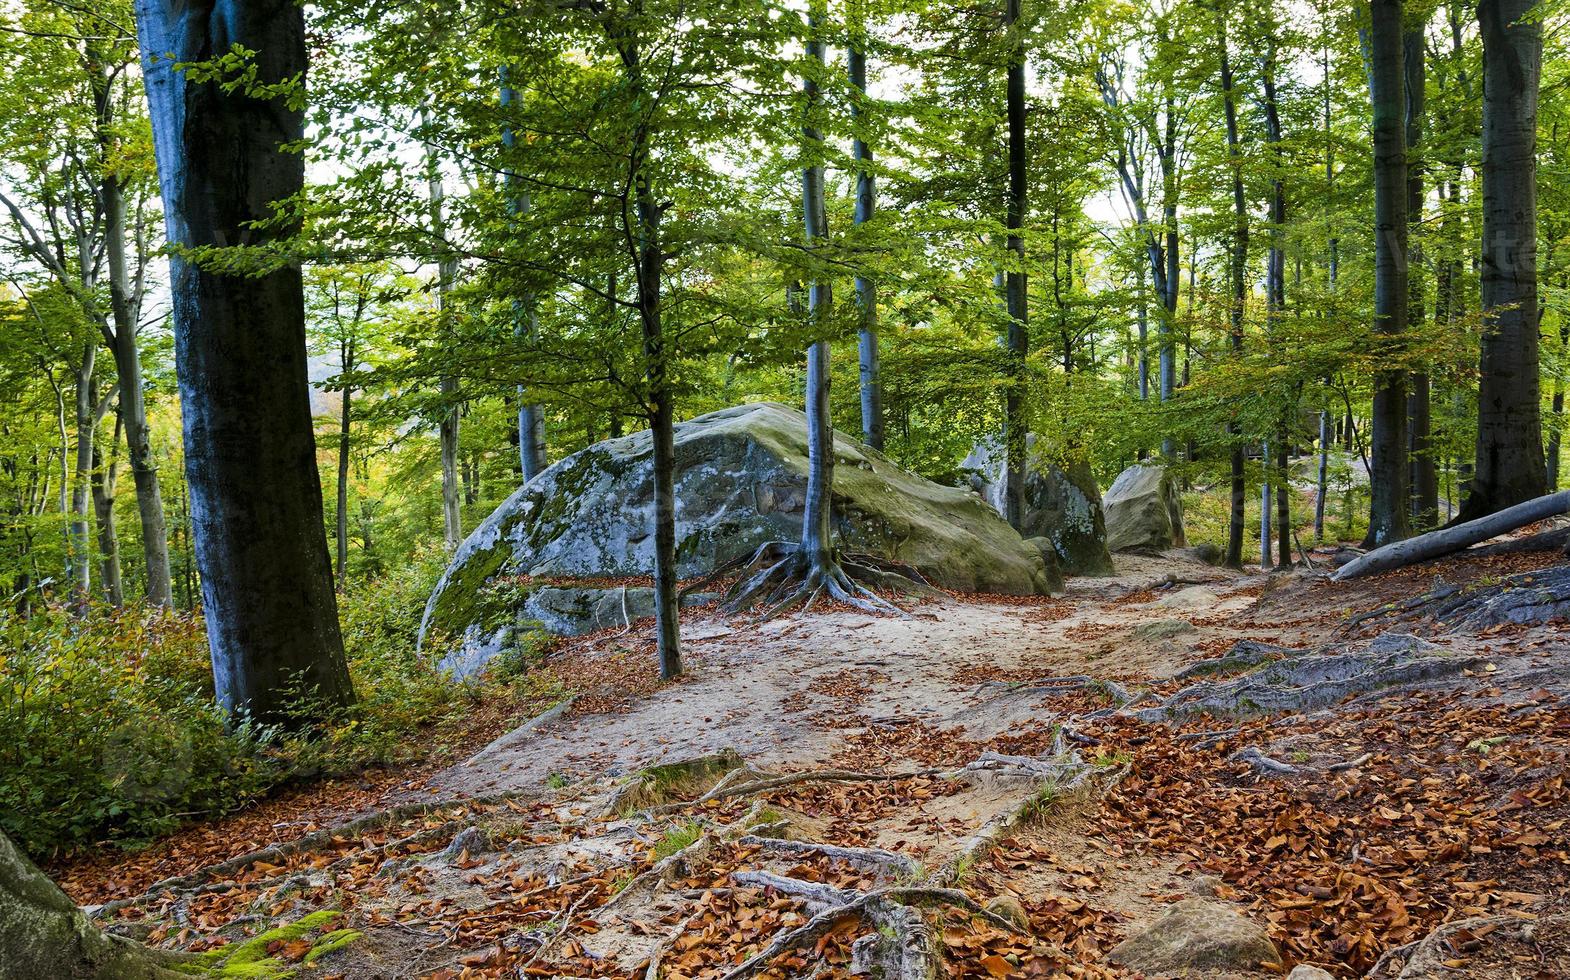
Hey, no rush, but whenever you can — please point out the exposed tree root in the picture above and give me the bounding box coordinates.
[695,540,931,621]
[88,790,535,918]
[1133,634,1485,722]
[649,765,946,815]
[715,883,1031,980]
[735,835,920,877]
[1365,913,1570,979]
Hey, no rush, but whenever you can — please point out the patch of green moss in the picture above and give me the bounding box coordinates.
[196,909,360,979]
[615,749,743,813]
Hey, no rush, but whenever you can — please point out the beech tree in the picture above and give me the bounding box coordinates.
[1365,0,1410,547]
[1460,0,1547,518]
[135,0,355,722]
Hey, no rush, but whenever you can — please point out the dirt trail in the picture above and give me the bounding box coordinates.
[76,546,1570,979]
[418,554,1254,801]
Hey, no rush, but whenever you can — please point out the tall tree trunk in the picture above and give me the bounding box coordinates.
[802,2,836,566]
[89,48,174,608]
[1158,42,1180,461]
[1262,29,1291,567]
[135,0,354,724]
[620,34,681,681]
[500,69,548,482]
[1365,0,1410,547]
[1218,9,1248,569]
[848,33,883,451]
[1550,282,1568,488]
[1461,0,1547,517]
[92,410,123,606]
[1404,27,1439,529]
[1003,0,1028,529]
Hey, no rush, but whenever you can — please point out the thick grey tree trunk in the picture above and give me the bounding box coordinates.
[1460,0,1547,518]
[1003,0,1028,529]
[1365,0,1410,547]
[802,5,836,566]
[1,829,190,979]
[135,0,354,723]
[848,41,883,451]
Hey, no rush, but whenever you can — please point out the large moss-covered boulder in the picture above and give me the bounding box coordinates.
[420,403,1055,669]
[1103,462,1186,552]
[961,435,1114,575]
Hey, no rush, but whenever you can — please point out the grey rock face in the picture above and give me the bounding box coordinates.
[1107,898,1280,974]
[962,435,1113,575]
[1103,463,1187,552]
[421,403,1056,676]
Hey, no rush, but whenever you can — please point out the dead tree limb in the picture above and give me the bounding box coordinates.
[1331,490,1570,580]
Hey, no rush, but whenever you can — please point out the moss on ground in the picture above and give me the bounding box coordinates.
[192,909,362,979]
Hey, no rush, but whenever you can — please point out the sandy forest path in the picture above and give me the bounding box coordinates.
[63,545,1570,979]
[421,554,1255,803]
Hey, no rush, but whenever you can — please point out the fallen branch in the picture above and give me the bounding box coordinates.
[1331,490,1570,580]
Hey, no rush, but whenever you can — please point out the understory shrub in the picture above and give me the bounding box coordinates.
[0,549,485,856]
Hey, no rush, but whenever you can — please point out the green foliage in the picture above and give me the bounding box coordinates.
[0,550,486,855]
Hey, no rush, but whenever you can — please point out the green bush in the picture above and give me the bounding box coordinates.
[0,549,484,856]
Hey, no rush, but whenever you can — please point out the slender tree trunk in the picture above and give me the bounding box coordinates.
[335,343,352,591]
[1158,52,1180,461]
[1218,9,1248,569]
[135,0,354,723]
[1262,31,1290,567]
[92,410,124,605]
[1550,285,1568,487]
[1461,0,1547,517]
[618,32,681,681]
[848,37,883,451]
[1404,27,1439,529]
[423,138,464,552]
[1365,0,1410,547]
[500,69,547,482]
[1003,0,1028,529]
[70,346,96,603]
[90,49,174,608]
[1315,409,1330,540]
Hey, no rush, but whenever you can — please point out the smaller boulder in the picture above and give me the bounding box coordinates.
[1103,463,1186,552]
[963,436,1114,575]
[1287,967,1335,980]
[1107,898,1279,974]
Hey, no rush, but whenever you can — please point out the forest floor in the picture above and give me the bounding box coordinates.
[57,543,1570,979]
